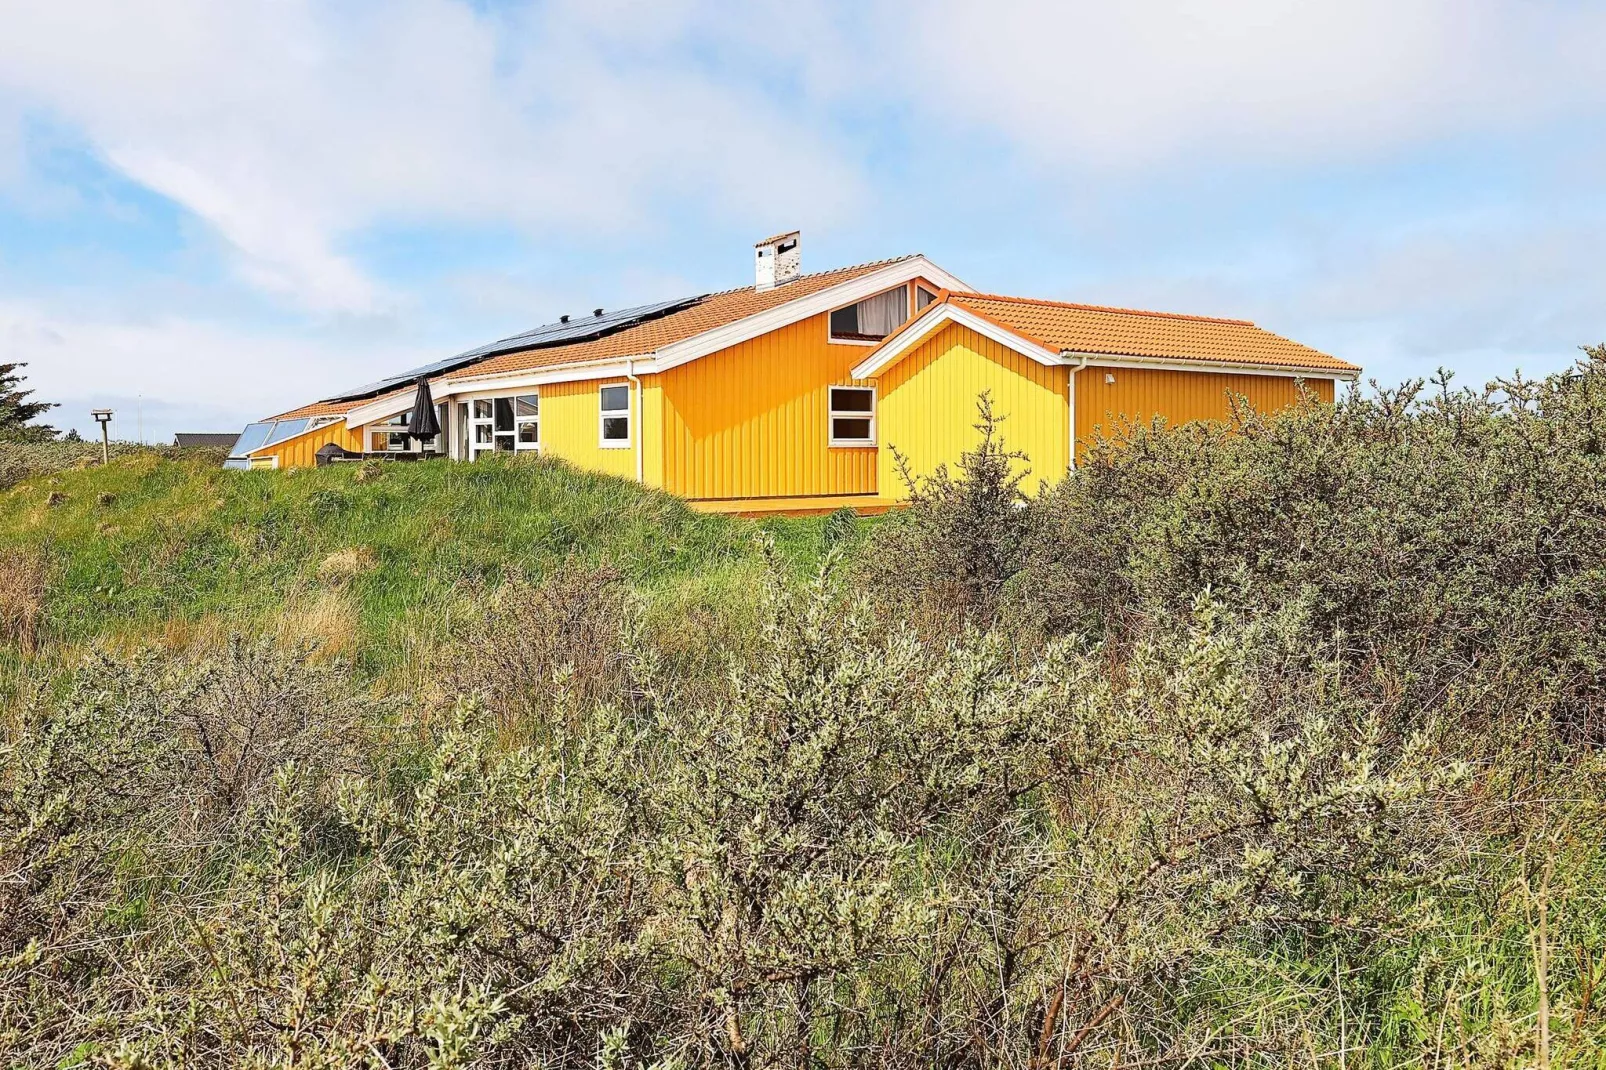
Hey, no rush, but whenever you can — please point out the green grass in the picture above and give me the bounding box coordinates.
[0,437,149,489]
[0,451,856,682]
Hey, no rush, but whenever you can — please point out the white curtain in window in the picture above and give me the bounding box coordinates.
[857,289,907,336]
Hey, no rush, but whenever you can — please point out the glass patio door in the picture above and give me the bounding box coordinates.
[469,399,496,459]
[467,394,539,459]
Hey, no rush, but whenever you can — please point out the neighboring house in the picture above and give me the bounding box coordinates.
[227,233,1359,513]
[174,433,241,448]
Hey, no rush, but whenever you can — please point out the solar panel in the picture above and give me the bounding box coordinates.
[317,294,704,404]
[453,295,702,357]
[223,418,328,469]
[226,422,277,459]
[256,418,316,451]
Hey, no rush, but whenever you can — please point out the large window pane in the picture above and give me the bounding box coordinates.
[832,417,872,442]
[831,387,873,412]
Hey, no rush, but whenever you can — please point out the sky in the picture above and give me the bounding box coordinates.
[1,0,1603,442]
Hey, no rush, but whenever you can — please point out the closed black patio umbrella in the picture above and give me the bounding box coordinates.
[407,375,441,447]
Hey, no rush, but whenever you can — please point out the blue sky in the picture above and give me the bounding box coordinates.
[2,0,1604,442]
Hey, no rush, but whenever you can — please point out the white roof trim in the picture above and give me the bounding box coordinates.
[442,355,639,393]
[244,415,341,457]
[344,395,413,428]
[344,360,643,429]
[852,303,1359,382]
[341,256,970,428]
[1070,354,1358,381]
[851,302,1060,378]
[451,362,637,395]
[650,256,970,374]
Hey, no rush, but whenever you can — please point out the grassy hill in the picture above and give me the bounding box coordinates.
[0,450,844,689]
[2,372,1604,1067]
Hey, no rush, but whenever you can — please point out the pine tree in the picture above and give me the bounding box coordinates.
[0,362,57,441]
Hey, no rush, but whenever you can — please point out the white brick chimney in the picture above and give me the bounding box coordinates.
[754,230,800,291]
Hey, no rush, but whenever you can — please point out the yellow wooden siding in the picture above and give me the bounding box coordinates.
[538,377,638,480]
[656,311,879,500]
[641,376,665,488]
[875,321,1070,497]
[252,421,363,469]
[1074,367,1335,452]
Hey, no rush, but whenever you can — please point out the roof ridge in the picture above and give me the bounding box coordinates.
[699,253,921,299]
[955,291,1255,326]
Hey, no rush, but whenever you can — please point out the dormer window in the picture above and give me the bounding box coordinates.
[829,288,909,344]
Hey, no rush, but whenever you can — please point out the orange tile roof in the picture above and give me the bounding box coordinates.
[267,399,357,420]
[942,292,1358,374]
[442,255,918,381]
[263,263,1354,424]
[267,388,407,421]
[261,257,919,420]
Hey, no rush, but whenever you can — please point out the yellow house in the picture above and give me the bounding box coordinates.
[228,233,1360,513]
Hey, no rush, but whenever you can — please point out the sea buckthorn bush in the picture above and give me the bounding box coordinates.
[2,351,1603,1066]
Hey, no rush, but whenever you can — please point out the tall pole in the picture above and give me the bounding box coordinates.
[91,410,113,465]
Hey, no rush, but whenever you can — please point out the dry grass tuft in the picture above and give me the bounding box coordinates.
[0,546,49,653]
[155,613,235,654]
[316,546,377,587]
[445,559,634,736]
[275,589,360,658]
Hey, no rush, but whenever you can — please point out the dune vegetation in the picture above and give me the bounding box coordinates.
[2,352,1604,1067]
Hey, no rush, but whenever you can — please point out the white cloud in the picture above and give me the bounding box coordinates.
[7,0,1596,321]
[872,0,1606,169]
[0,0,864,313]
[3,0,1604,434]
[1042,213,1606,388]
[0,300,435,435]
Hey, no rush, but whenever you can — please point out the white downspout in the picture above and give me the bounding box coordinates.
[626,359,644,483]
[1066,353,1088,470]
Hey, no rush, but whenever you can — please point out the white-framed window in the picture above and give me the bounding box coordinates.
[513,395,539,450]
[599,383,631,448]
[828,386,875,447]
[915,284,939,312]
[467,393,539,459]
[469,398,496,459]
[367,411,440,454]
[829,287,908,344]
